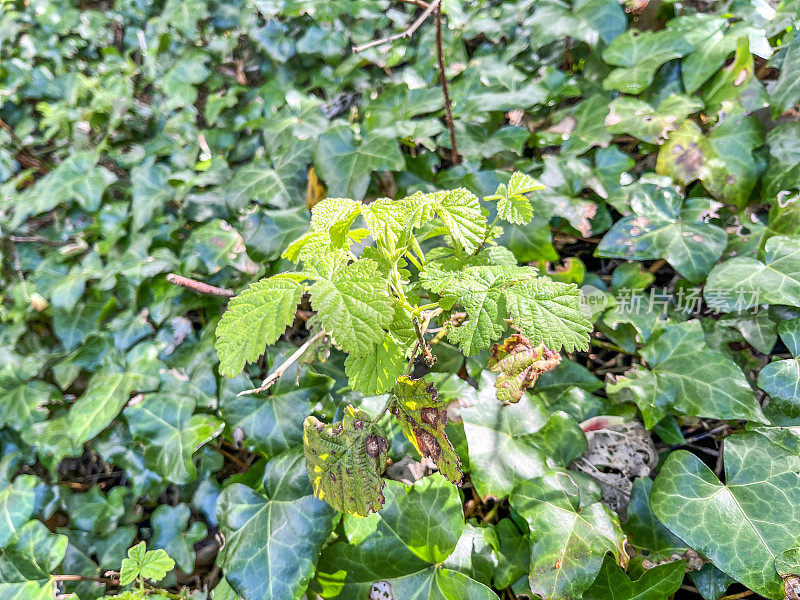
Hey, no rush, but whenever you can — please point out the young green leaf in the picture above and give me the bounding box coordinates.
[303,405,390,516]
[119,541,175,586]
[429,188,486,254]
[344,333,406,395]
[486,172,544,225]
[215,275,305,378]
[504,278,593,353]
[389,376,461,484]
[309,258,394,356]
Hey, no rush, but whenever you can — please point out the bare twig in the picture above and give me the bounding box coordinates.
[166,273,234,298]
[435,2,459,164]
[353,0,441,52]
[6,235,69,247]
[238,329,327,396]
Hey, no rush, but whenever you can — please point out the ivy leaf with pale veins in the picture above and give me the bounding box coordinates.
[217,449,336,600]
[488,334,561,403]
[124,394,224,485]
[705,235,800,312]
[310,258,394,357]
[602,28,694,94]
[303,405,389,516]
[509,469,626,600]
[604,94,703,145]
[758,358,800,417]
[583,555,686,600]
[215,275,305,378]
[390,376,461,484]
[504,278,593,353]
[596,184,727,283]
[314,475,495,600]
[461,373,587,499]
[651,433,800,599]
[607,320,766,428]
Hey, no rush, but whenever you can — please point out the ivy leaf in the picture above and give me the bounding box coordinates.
[215,275,305,378]
[344,333,405,395]
[0,476,37,547]
[583,556,685,600]
[602,29,694,94]
[604,94,702,145]
[657,110,764,208]
[487,334,561,403]
[623,478,688,561]
[303,405,389,516]
[509,469,626,600]
[217,449,336,600]
[225,161,293,211]
[651,433,800,599]
[310,259,394,357]
[486,172,543,225]
[314,475,495,600]
[770,32,800,119]
[0,365,54,431]
[763,123,800,201]
[220,367,333,458]
[389,376,461,484]
[758,359,800,417]
[66,367,137,446]
[124,394,224,484]
[596,184,727,283]
[460,373,587,498]
[779,317,800,358]
[706,235,800,312]
[313,125,404,201]
[504,278,593,353]
[0,520,67,592]
[150,504,207,574]
[607,321,766,428]
[701,36,757,113]
[131,159,171,231]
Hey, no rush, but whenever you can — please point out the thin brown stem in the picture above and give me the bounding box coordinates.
[718,591,754,600]
[353,0,441,52]
[7,235,70,247]
[435,3,459,164]
[239,329,327,396]
[166,273,234,298]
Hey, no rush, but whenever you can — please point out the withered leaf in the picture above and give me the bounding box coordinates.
[303,405,389,516]
[389,376,462,484]
[488,334,561,403]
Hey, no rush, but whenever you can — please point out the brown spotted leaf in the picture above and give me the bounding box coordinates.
[303,405,389,516]
[390,376,462,484]
[488,334,561,404]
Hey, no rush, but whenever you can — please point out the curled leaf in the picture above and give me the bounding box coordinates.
[488,334,561,403]
[303,405,389,516]
[390,376,462,484]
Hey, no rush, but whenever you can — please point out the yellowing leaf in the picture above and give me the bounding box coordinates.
[303,405,389,516]
[390,377,462,484]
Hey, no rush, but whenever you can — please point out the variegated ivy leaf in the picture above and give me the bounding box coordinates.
[389,376,462,484]
[487,334,561,403]
[215,274,305,378]
[303,405,389,516]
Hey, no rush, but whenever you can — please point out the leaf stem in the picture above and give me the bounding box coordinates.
[166,273,235,298]
[238,329,327,396]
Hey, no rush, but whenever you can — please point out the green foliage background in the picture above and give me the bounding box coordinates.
[1,0,800,599]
